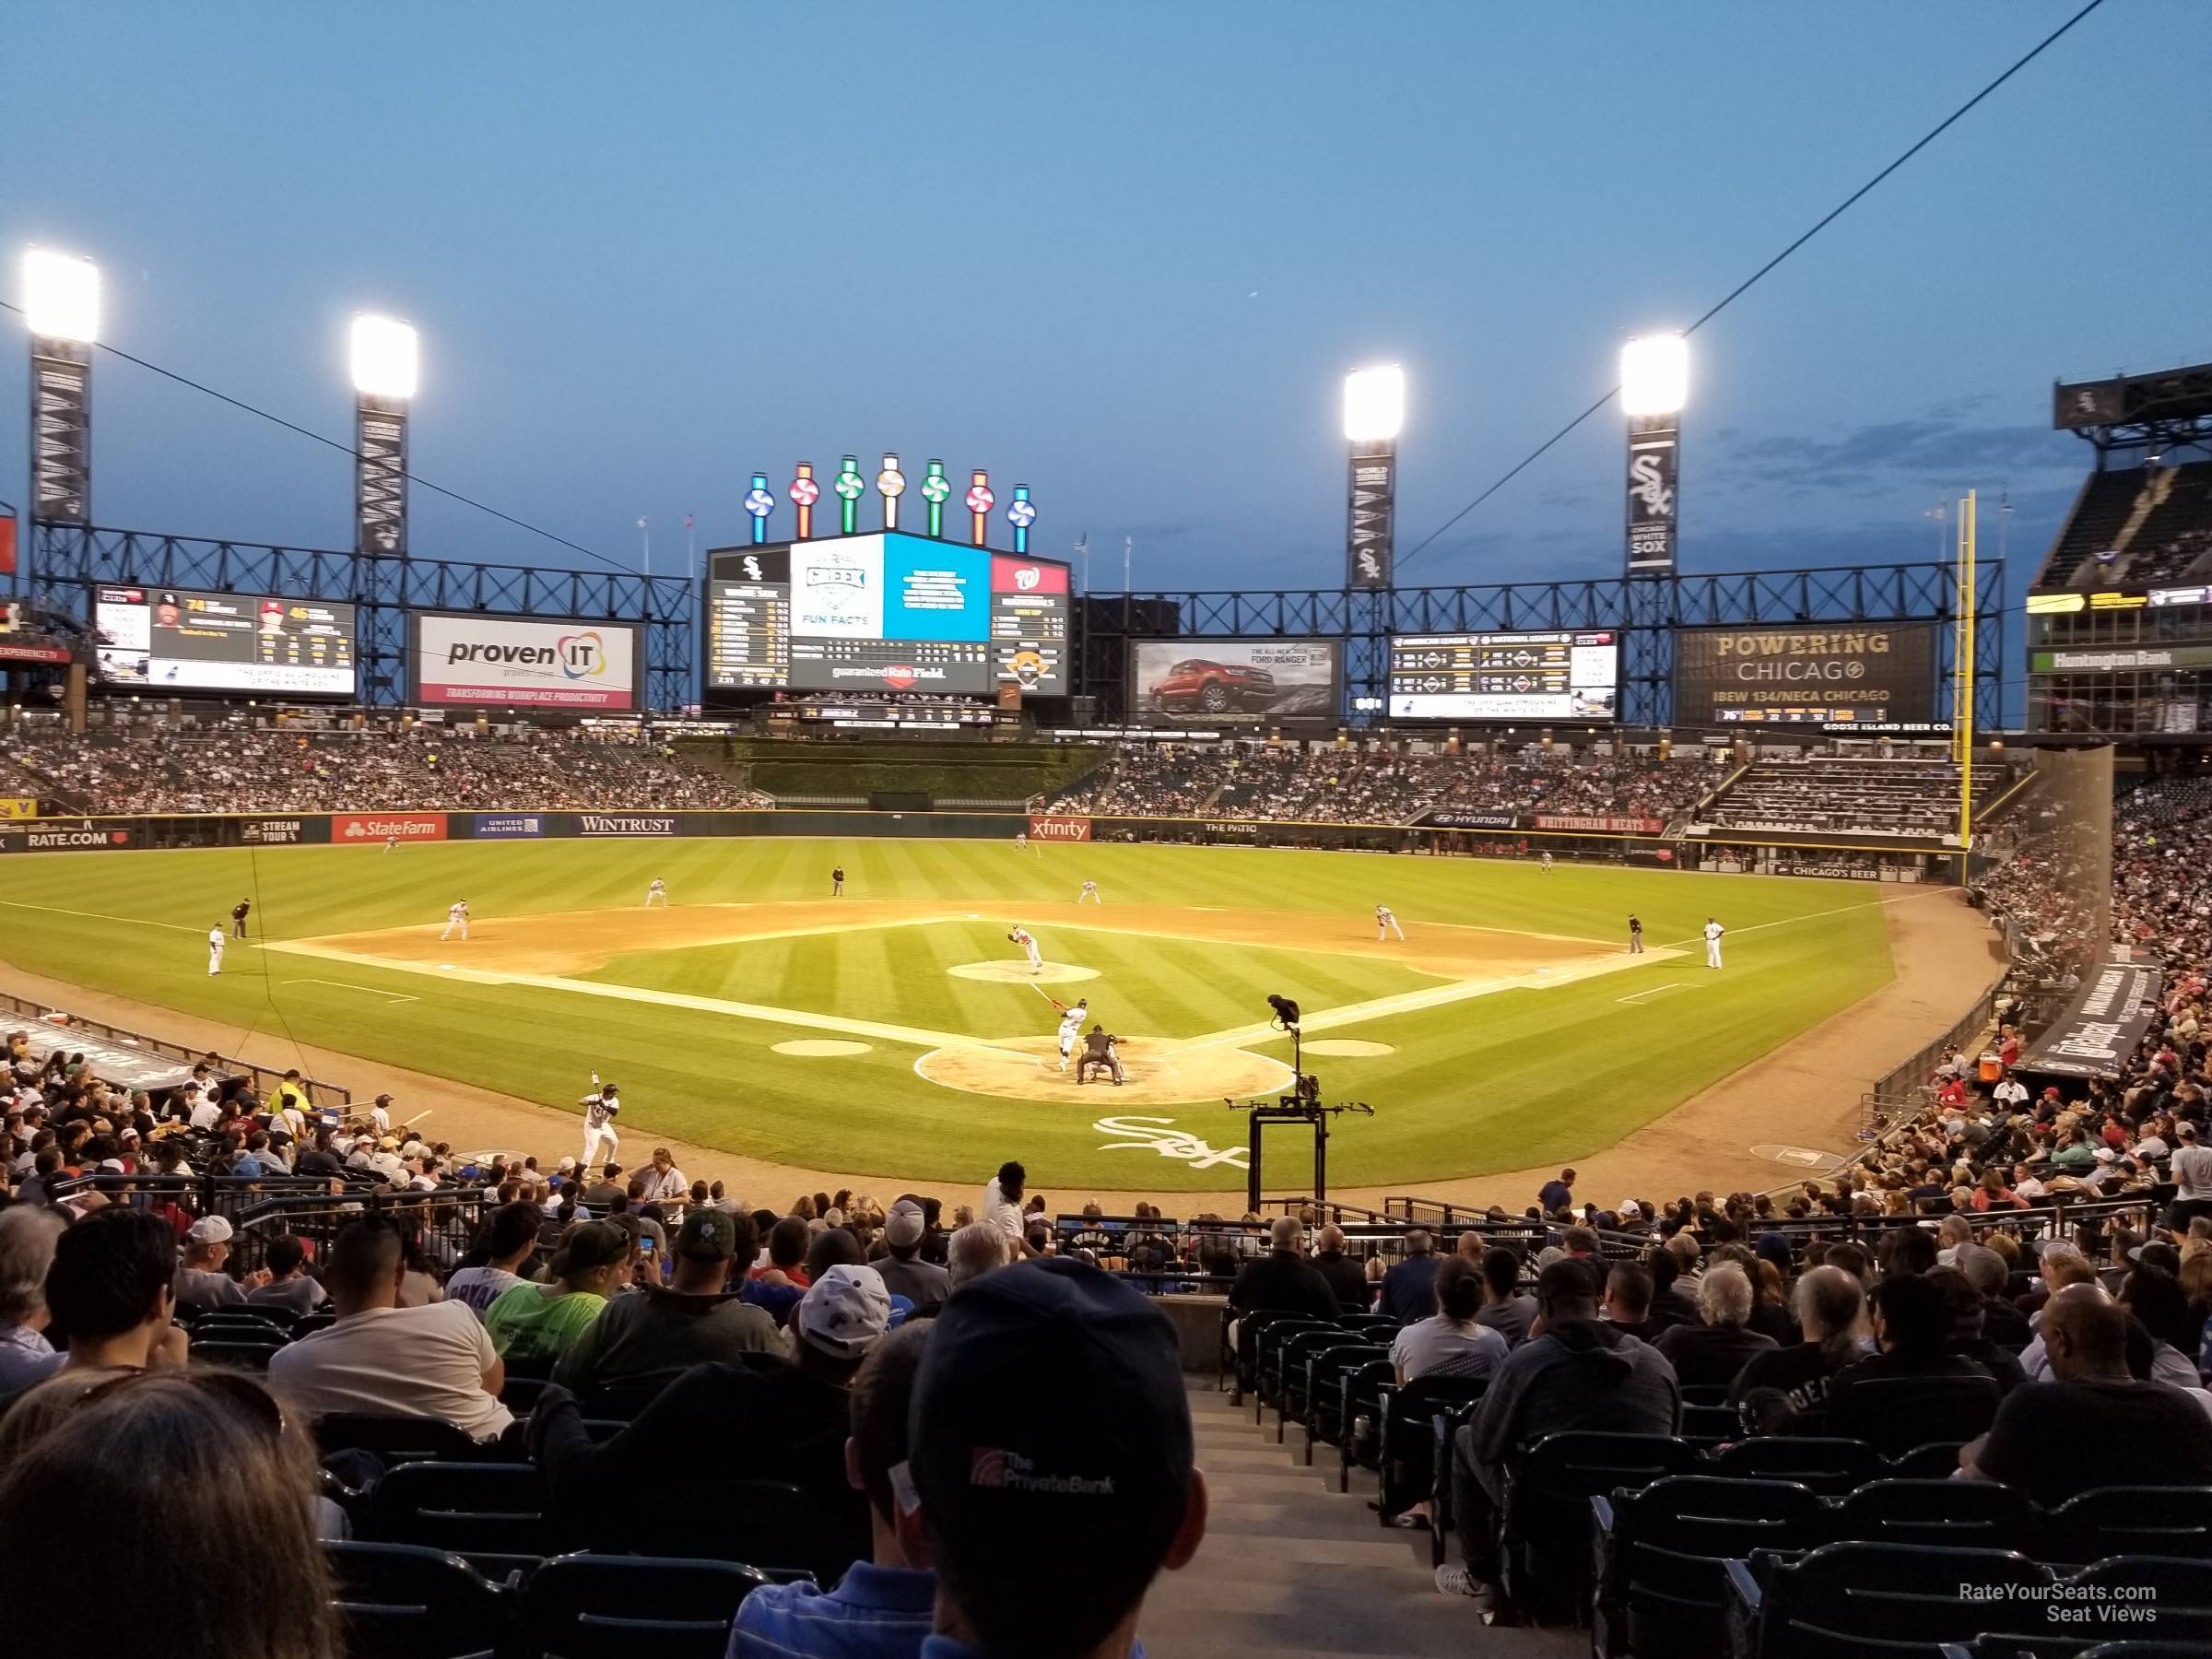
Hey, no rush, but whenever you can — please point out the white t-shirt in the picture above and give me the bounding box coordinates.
[1389,1316,1510,1382]
[267,1300,512,1441]
[2175,1143,2212,1201]
[982,1178,1025,1245]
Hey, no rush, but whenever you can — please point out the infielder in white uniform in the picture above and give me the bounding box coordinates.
[579,1074,621,1171]
[1703,916,1725,969]
[1077,879,1101,904]
[206,925,226,976]
[1007,925,1043,975]
[441,900,470,942]
[1052,995,1090,1072]
[644,878,669,907]
[1375,904,1405,941]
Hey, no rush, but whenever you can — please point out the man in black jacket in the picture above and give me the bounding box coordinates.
[1229,1218,1337,1323]
[1379,1230,1441,1325]
[1310,1224,1372,1312]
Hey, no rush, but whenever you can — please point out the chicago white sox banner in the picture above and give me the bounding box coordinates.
[1625,424,1678,574]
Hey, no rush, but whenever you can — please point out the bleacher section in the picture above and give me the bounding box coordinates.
[1703,758,2006,839]
[2037,458,2212,591]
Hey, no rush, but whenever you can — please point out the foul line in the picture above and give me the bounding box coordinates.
[283,977,420,1005]
[1617,982,1693,1006]
[0,898,207,934]
[1656,891,1934,950]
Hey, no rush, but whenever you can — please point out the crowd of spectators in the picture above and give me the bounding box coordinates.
[4,722,769,814]
[1048,741,1719,824]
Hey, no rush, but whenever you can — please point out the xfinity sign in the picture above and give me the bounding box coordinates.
[409,613,640,711]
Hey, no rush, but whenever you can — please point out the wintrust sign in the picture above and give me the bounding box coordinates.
[410,614,639,711]
[576,815,677,837]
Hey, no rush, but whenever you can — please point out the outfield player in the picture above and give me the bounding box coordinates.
[580,1074,621,1170]
[644,877,669,908]
[1375,903,1405,941]
[384,833,399,854]
[832,865,844,897]
[441,900,471,942]
[1007,924,1043,975]
[1703,916,1725,970]
[1628,913,1644,954]
[1540,851,1553,873]
[1077,879,1101,904]
[1051,995,1090,1072]
[206,924,226,976]
[1014,831,1029,851]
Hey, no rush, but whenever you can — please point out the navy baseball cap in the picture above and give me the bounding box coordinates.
[906,1259,1193,1646]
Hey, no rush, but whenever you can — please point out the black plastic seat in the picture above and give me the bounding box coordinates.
[1299,1343,1386,1464]
[1277,1332,1360,1443]
[523,1552,770,1659]
[1830,1477,2038,1553]
[1498,1432,1706,1620]
[369,1462,558,1558]
[575,1478,834,1579]
[1827,1375,2002,1459]
[1428,1397,1488,1570]
[324,1540,512,1659]
[500,1374,551,1415]
[316,1413,487,1466]
[1377,1373,1487,1522]
[2068,1557,2212,1641]
[1232,1310,1325,1406]
[191,1336,287,1371]
[1679,1403,1739,1445]
[1710,1436,1886,1498]
[1888,1441,1971,1479]
[2043,1488,2212,1566]
[1336,1359,1395,1492]
[1254,1317,1337,1423]
[1593,1476,1828,1659]
[1726,1541,2052,1659]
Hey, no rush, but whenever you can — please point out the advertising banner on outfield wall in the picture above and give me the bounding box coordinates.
[0,822,134,853]
[1423,811,1521,830]
[572,813,680,837]
[1675,623,1939,724]
[409,613,641,711]
[472,814,547,839]
[0,799,37,819]
[240,818,329,846]
[1028,815,1092,842]
[1532,814,1665,834]
[333,812,448,843]
[2018,961,2164,1079]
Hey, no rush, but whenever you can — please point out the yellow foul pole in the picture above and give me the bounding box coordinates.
[1956,490,1976,851]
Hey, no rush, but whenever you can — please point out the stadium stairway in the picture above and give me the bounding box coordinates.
[1142,1382,1582,1659]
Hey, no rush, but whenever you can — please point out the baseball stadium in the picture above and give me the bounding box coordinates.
[6,7,2212,1657]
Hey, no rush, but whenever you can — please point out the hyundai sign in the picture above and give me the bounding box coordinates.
[409,613,641,711]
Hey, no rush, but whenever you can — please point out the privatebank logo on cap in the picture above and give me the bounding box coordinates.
[968,1448,1114,1496]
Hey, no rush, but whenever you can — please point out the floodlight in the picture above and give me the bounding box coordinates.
[1342,365,1405,442]
[23,250,100,344]
[1619,333,1688,418]
[350,315,418,399]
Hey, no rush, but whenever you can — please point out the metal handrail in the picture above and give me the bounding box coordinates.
[0,991,351,1105]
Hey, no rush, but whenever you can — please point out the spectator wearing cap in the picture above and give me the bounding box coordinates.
[268,1217,512,1443]
[551,1208,781,1399]
[1378,1230,1441,1326]
[0,1207,70,1394]
[1439,1259,1678,1609]
[42,1207,190,1376]
[246,1235,327,1320]
[896,1259,1206,1659]
[729,1323,938,1659]
[1228,1218,1337,1325]
[174,1215,253,1310]
[1311,1224,1372,1312]
[533,1263,892,1571]
[445,1201,545,1315]
[581,1162,626,1208]
[1964,1284,2212,1506]
[480,1219,631,1371]
[875,1198,952,1315]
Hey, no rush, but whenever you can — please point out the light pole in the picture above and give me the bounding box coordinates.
[23,249,100,538]
[349,315,418,558]
[1343,365,1403,721]
[1620,333,1687,724]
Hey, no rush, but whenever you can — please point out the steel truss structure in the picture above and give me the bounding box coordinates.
[25,521,697,711]
[1080,558,2006,729]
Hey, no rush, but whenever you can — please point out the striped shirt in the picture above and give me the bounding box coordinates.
[727,1561,935,1659]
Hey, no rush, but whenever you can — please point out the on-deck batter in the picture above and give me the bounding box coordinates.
[580,1075,621,1171]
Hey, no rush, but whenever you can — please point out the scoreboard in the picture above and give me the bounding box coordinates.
[1388,629,1619,721]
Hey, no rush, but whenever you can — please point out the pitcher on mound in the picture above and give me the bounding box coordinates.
[1007,925,1043,976]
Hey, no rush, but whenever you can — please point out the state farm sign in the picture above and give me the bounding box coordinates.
[335,813,448,842]
[1028,815,1092,842]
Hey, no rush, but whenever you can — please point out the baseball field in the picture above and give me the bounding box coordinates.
[0,837,1896,1190]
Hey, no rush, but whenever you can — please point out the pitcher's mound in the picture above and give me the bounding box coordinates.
[914,1036,1293,1106]
[946,961,1100,985]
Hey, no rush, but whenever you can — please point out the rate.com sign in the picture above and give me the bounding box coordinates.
[408,612,640,711]
[335,813,448,842]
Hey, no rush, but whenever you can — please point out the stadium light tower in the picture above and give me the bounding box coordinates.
[22,248,100,529]
[1619,332,1685,574]
[350,314,418,558]
[1341,364,1402,728]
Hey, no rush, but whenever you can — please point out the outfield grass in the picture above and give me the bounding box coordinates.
[0,838,1894,1189]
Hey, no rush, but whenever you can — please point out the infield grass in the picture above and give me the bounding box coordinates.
[0,837,1895,1189]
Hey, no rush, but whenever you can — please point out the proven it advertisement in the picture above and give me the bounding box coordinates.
[409,613,640,711]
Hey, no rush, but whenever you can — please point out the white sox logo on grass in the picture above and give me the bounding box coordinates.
[578,815,677,837]
[1094,1115,1249,1171]
[1028,815,1091,842]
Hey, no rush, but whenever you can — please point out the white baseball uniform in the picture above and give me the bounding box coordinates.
[645,879,669,908]
[1056,1005,1087,1070]
[1704,920,1725,969]
[1014,832,1029,849]
[206,926,226,975]
[580,1088,621,1170]
[441,901,470,941]
[1011,927,1042,974]
[384,835,398,854]
[1540,853,1553,872]
[1077,880,1101,904]
[1376,905,1404,941]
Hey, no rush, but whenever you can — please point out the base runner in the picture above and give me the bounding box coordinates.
[580,1074,621,1170]
[644,877,669,907]
[1006,924,1043,975]
[441,900,471,942]
[1049,995,1090,1072]
[1077,879,1101,904]
[1375,903,1405,941]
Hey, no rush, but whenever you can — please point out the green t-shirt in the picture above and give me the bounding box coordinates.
[482,1282,607,1364]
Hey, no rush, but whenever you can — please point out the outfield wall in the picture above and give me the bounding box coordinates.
[0,806,1958,881]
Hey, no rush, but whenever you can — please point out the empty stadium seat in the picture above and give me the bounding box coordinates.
[1593,1476,1829,1659]
[1277,1331,1366,1442]
[1299,1343,1387,1465]
[316,1414,488,1466]
[190,1335,288,1371]
[1497,1431,1705,1620]
[1830,1478,2037,1553]
[367,1462,559,1558]
[1725,1541,2052,1658]
[324,1540,512,1659]
[1825,1375,2002,1459]
[1335,1359,1395,1492]
[2042,1488,2212,1566]
[522,1552,769,1659]
[1709,1437,1887,1499]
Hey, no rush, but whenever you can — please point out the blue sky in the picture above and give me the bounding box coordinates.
[4,1,2207,635]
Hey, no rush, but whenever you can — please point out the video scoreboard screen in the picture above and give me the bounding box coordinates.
[1388,630,1618,721]
[95,586,358,696]
[706,535,1069,696]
